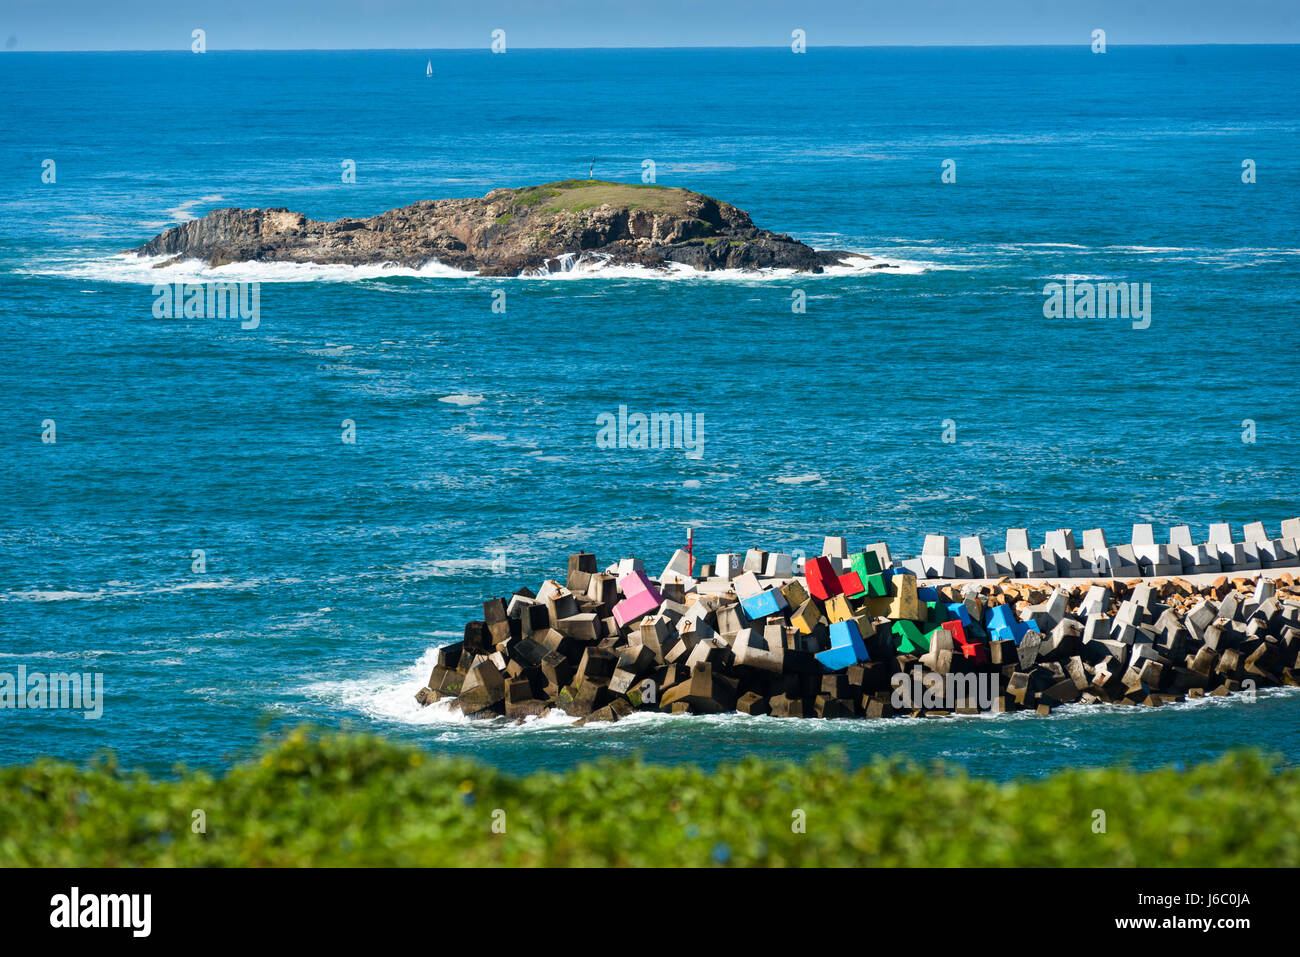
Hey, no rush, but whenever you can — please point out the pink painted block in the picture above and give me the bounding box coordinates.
[617,570,662,602]
[613,589,662,628]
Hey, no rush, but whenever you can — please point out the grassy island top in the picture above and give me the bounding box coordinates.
[505,180,705,216]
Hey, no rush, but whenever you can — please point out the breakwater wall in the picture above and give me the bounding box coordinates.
[415,520,1300,722]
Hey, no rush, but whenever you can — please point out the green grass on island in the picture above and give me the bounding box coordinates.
[509,180,694,216]
[2,730,1297,867]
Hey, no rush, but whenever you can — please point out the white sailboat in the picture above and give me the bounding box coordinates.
[426,59,433,77]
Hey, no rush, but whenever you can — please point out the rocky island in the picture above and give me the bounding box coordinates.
[131,180,872,276]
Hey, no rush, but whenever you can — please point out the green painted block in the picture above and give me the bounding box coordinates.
[892,620,929,654]
[925,600,950,626]
[851,551,883,580]
[864,573,889,597]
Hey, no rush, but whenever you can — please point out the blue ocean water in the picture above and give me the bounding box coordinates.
[2,47,1298,776]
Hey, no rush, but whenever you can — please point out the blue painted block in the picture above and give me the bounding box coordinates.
[985,604,1041,644]
[816,643,859,671]
[946,602,972,626]
[816,620,869,671]
[917,586,940,603]
[740,589,788,621]
[985,605,1017,632]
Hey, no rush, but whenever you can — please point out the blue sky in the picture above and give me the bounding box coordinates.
[3,0,1298,50]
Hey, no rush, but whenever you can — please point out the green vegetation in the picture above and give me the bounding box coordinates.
[2,730,1297,866]
[508,179,695,217]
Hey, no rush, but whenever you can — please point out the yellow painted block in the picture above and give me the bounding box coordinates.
[825,594,853,623]
[853,611,876,639]
[790,598,822,634]
[887,573,921,621]
[781,580,810,609]
[865,595,892,618]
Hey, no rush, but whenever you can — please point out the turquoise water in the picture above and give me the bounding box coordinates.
[2,47,1298,776]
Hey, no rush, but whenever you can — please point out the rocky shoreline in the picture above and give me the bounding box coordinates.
[131,180,874,276]
[416,523,1300,723]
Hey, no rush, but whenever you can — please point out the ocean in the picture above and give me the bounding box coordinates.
[1,46,1298,777]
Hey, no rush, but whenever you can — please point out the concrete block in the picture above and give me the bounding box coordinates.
[739,587,789,622]
[1009,547,1047,578]
[987,552,1014,577]
[959,535,986,557]
[1261,538,1299,568]
[733,629,780,670]
[714,553,743,581]
[1282,517,1300,540]
[613,571,663,628]
[615,558,644,579]
[743,549,767,573]
[824,594,854,623]
[781,579,810,610]
[822,536,849,559]
[887,573,921,620]
[1080,585,1112,619]
[731,571,763,601]
[1243,521,1268,543]
[898,557,927,578]
[922,534,949,557]
[790,598,822,634]
[1082,528,1108,552]
[986,604,1040,645]
[922,554,957,578]
[838,570,866,598]
[1095,546,1140,578]
[764,552,794,578]
[860,542,891,572]
[805,557,843,601]
[816,620,870,671]
[892,619,928,654]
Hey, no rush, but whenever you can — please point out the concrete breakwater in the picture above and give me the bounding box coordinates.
[415,521,1300,723]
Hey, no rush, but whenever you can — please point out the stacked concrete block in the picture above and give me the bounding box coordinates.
[764,552,794,578]
[714,553,743,581]
[921,534,956,579]
[1169,525,1220,575]
[1132,524,1183,578]
[1207,523,1249,572]
[612,569,663,628]
[416,532,1300,723]
[1006,529,1047,578]
[1256,519,1300,569]
[1044,529,1091,578]
[822,537,848,574]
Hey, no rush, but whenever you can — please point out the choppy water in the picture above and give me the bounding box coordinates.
[2,47,1298,776]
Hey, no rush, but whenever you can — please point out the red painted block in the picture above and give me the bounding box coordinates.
[943,620,988,663]
[805,557,843,601]
[838,570,866,599]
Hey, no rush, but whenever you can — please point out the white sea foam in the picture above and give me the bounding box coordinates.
[23,248,941,285]
[0,578,262,602]
[439,393,485,406]
[774,473,822,485]
[24,253,480,285]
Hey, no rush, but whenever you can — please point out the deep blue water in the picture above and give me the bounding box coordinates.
[2,47,1298,776]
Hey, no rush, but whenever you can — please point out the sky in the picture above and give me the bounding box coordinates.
[2,0,1299,50]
